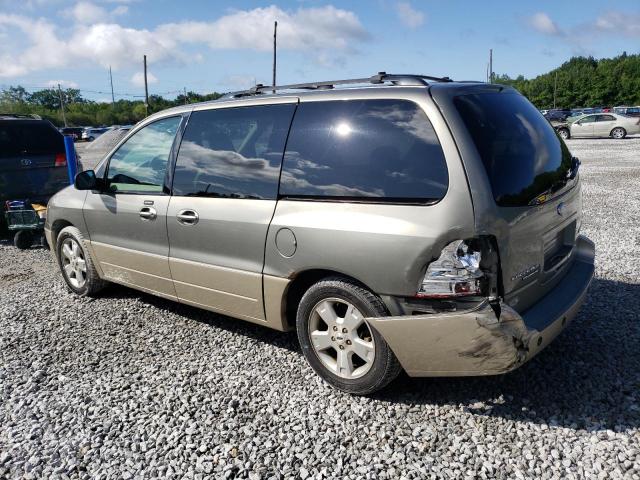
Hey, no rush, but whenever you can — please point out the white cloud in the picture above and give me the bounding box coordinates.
[528,12,562,36]
[395,2,424,29]
[68,1,128,24]
[593,11,640,37]
[131,71,157,87]
[157,5,368,52]
[46,79,79,88]
[71,2,107,24]
[0,5,368,77]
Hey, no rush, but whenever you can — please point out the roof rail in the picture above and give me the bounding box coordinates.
[226,72,452,98]
[0,113,42,120]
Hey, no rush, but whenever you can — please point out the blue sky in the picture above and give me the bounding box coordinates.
[0,0,638,101]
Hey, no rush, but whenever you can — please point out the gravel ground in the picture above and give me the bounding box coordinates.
[1,137,639,479]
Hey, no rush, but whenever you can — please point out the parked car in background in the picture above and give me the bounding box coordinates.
[60,127,84,141]
[82,127,110,142]
[613,106,640,117]
[555,113,640,139]
[0,114,69,235]
[544,108,571,122]
[46,73,594,395]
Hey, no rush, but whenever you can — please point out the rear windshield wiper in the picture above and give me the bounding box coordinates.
[567,156,580,180]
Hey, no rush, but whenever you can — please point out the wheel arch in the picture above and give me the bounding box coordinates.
[610,126,626,137]
[281,268,384,331]
[50,219,74,251]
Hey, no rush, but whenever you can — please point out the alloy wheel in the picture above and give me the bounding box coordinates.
[61,238,87,289]
[308,298,375,379]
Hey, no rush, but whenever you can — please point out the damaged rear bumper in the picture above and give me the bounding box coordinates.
[367,235,595,377]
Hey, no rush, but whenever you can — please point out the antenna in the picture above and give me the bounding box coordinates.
[109,66,115,108]
[57,83,67,127]
[272,21,278,94]
[143,54,149,116]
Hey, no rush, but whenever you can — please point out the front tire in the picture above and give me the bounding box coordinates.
[296,277,402,395]
[611,127,626,139]
[56,226,106,296]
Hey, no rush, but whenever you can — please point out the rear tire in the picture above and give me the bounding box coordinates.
[14,231,33,250]
[56,226,106,296]
[557,128,570,140]
[611,127,626,139]
[296,276,402,395]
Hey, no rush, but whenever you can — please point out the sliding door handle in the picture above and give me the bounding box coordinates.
[139,207,157,220]
[177,209,199,225]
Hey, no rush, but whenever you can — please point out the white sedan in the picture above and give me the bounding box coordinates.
[556,113,640,140]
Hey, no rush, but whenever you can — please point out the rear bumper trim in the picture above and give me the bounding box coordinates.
[367,235,595,377]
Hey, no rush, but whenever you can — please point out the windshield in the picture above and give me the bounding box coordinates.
[454,91,574,207]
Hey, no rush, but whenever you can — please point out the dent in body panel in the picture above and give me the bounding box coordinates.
[368,301,532,376]
[91,241,177,298]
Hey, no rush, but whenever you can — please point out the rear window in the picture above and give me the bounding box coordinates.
[279,99,448,202]
[0,122,64,158]
[454,92,573,207]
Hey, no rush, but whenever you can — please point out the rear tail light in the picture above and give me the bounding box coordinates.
[54,153,67,167]
[416,240,484,298]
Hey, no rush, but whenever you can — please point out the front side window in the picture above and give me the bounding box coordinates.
[279,99,449,202]
[173,104,296,199]
[106,116,181,193]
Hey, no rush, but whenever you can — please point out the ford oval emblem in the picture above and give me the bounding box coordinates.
[21,158,32,166]
[556,202,565,216]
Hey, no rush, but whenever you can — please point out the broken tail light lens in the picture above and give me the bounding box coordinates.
[54,153,67,167]
[416,240,484,298]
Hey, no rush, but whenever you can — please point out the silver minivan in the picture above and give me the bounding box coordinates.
[45,73,594,394]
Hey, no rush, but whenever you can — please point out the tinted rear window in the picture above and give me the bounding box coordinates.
[0,122,64,158]
[454,92,573,207]
[280,99,448,202]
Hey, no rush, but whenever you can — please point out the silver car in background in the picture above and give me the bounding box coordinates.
[556,112,640,139]
[45,73,594,395]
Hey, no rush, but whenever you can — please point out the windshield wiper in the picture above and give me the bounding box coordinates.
[567,156,581,180]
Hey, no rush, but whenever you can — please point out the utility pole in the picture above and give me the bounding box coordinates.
[143,55,149,116]
[553,72,558,109]
[183,87,187,105]
[490,49,494,83]
[272,21,277,93]
[109,66,115,108]
[57,83,67,127]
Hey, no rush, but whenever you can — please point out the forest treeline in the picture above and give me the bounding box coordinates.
[494,53,640,109]
[1,53,639,126]
[0,86,223,127]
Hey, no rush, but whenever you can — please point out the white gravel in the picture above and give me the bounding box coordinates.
[1,137,639,479]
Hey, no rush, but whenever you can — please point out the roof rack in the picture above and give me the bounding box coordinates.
[0,113,42,120]
[227,72,452,98]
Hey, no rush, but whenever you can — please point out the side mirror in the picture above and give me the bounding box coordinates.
[74,170,99,190]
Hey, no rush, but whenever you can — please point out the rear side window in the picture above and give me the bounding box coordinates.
[280,99,448,202]
[454,92,573,207]
[597,115,615,121]
[173,104,296,199]
[0,122,63,158]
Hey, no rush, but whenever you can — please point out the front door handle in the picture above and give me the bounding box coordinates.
[139,207,157,221]
[177,209,199,225]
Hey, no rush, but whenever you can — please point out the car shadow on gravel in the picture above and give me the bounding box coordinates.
[375,278,640,432]
[98,284,301,354]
